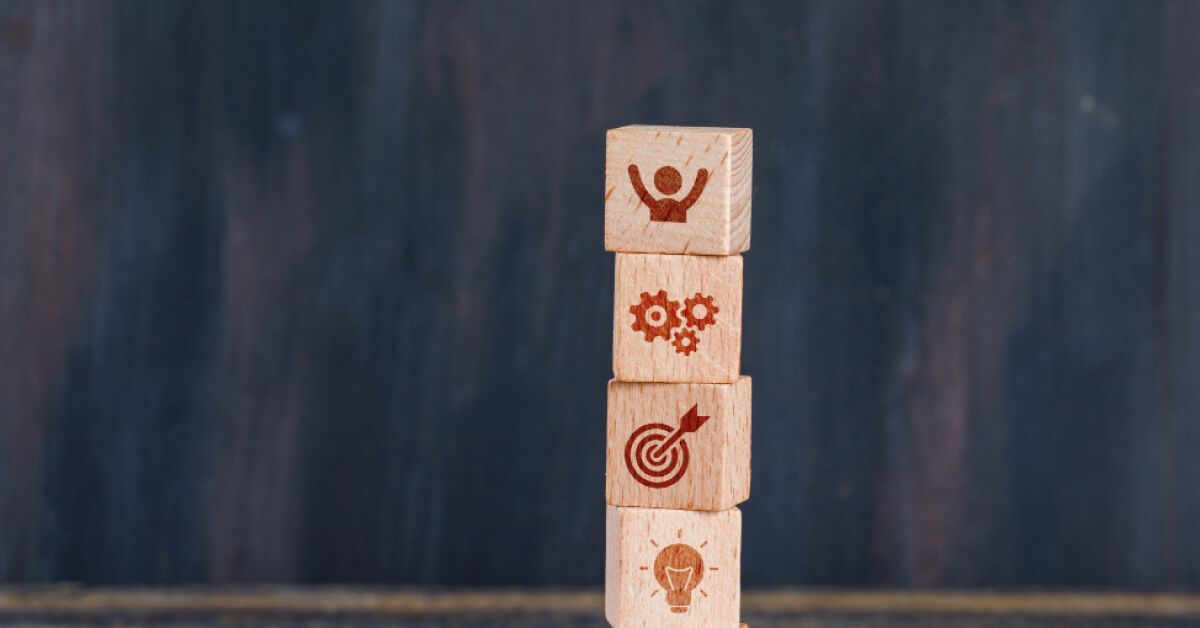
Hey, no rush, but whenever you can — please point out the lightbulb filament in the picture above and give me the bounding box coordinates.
[665,566,694,591]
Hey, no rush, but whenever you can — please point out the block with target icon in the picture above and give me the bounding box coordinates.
[606,505,742,627]
[614,253,742,383]
[607,377,751,511]
[605,125,752,256]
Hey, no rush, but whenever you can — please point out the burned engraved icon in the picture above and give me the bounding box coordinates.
[639,534,721,614]
[627,164,709,223]
[630,290,719,356]
[624,404,711,489]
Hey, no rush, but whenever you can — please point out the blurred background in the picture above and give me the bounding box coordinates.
[0,0,1197,590]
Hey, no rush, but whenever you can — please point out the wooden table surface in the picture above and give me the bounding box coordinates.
[2,589,1199,627]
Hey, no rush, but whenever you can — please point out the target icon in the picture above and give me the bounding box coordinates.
[624,405,711,489]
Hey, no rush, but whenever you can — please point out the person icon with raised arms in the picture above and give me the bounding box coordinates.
[627,164,709,223]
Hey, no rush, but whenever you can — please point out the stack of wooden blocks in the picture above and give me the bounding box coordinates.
[604,125,753,627]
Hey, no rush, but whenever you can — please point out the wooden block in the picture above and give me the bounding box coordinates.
[614,253,742,383]
[607,378,751,511]
[606,505,741,627]
[605,125,752,256]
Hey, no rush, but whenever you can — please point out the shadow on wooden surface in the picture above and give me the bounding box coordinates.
[2,589,1200,627]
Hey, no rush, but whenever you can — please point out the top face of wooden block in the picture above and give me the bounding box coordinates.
[606,126,752,256]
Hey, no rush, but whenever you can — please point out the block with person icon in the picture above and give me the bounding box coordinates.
[605,126,752,256]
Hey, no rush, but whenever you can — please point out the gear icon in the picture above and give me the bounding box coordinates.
[672,328,700,356]
[630,290,682,342]
[682,293,718,330]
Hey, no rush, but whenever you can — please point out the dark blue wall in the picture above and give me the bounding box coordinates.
[1,0,1198,587]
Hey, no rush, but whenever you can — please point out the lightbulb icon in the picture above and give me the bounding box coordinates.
[653,543,704,613]
[640,530,719,614]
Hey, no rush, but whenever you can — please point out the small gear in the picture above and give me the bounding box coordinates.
[630,290,682,342]
[671,328,700,356]
[682,293,718,330]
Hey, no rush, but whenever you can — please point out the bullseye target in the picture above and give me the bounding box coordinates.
[624,423,690,488]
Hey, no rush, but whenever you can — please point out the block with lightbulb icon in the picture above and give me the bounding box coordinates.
[605,505,741,627]
[606,377,751,512]
[613,253,743,384]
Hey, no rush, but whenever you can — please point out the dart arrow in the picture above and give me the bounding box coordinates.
[648,405,710,461]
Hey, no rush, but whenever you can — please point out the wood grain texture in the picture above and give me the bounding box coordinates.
[605,126,752,255]
[615,254,743,383]
[606,506,741,627]
[0,0,1199,588]
[606,378,751,511]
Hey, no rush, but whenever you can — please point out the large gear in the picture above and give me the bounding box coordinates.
[671,328,700,356]
[630,290,682,342]
[682,292,718,330]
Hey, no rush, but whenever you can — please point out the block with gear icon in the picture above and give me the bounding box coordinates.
[614,253,742,383]
[606,505,742,628]
[605,125,752,256]
[607,378,751,511]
